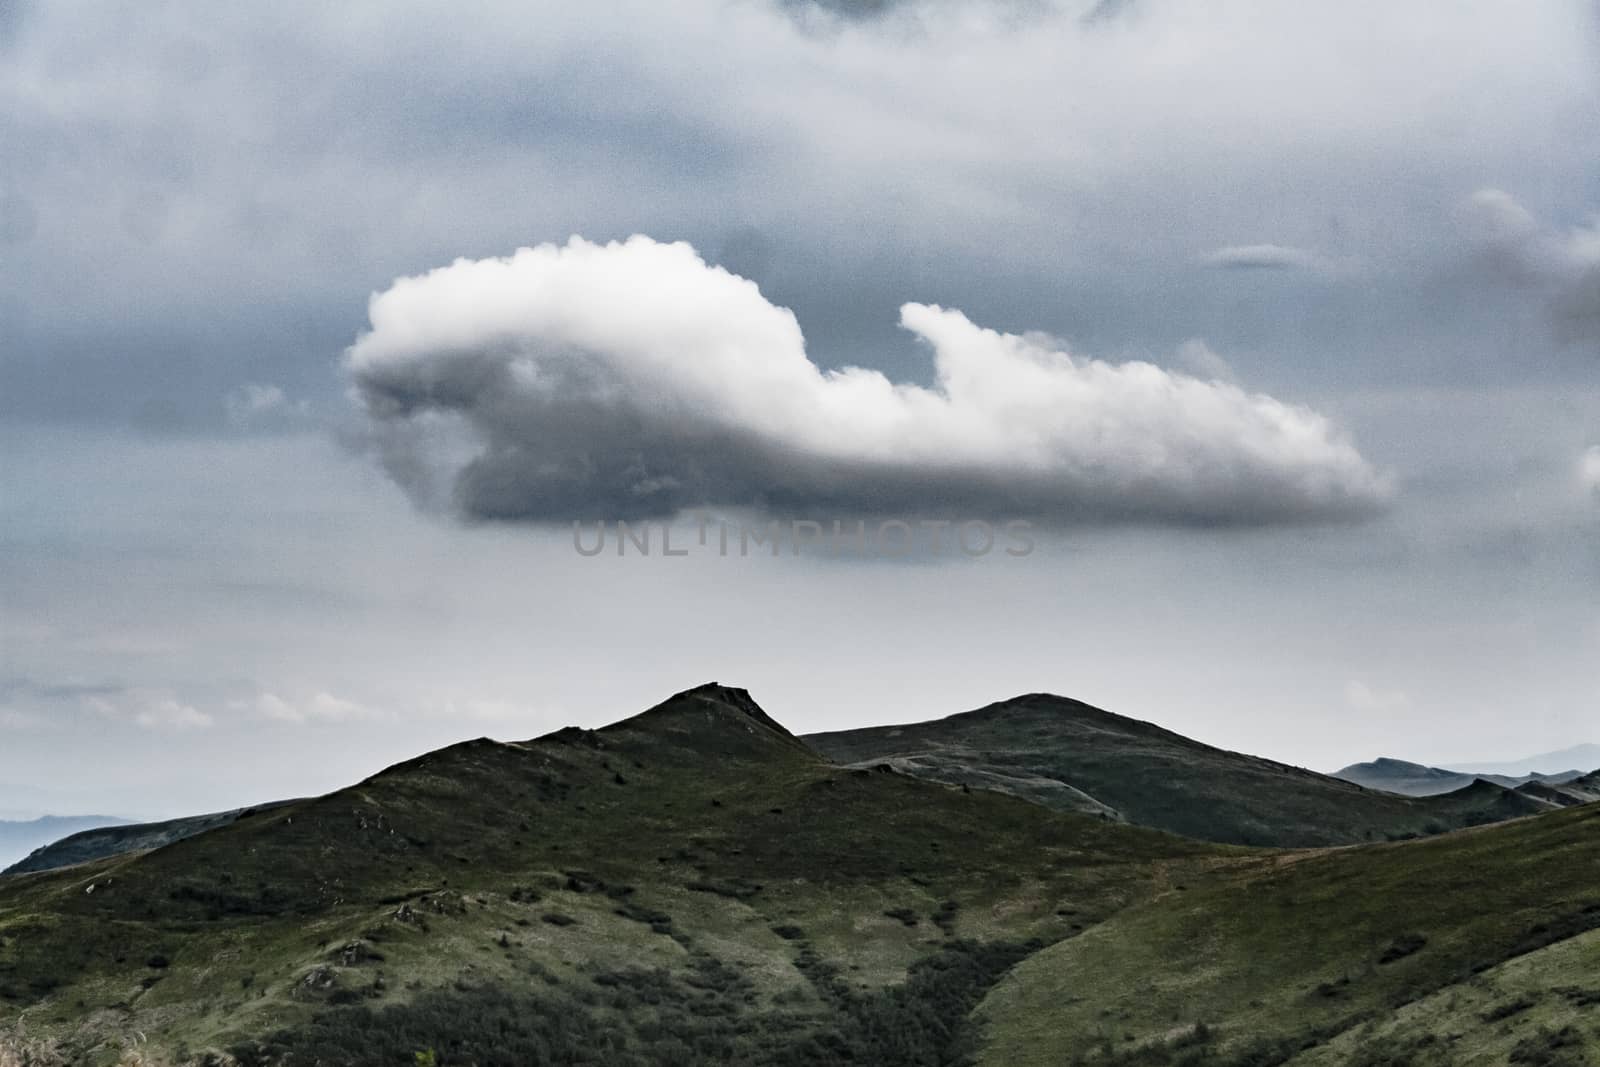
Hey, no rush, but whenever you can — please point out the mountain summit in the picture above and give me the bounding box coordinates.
[593,682,816,763]
[805,693,1554,847]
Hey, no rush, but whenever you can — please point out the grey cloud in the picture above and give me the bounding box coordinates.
[0,0,1597,822]
[1582,446,1600,499]
[0,679,210,732]
[4,0,1598,429]
[345,236,1391,526]
[776,0,1054,26]
[0,678,126,705]
[1082,0,1136,25]
[1464,188,1600,346]
[780,0,900,21]
[1557,265,1600,346]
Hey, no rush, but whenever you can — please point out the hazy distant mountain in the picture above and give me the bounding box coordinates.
[1516,770,1600,807]
[1333,757,1587,797]
[2,801,298,876]
[0,815,130,870]
[1453,743,1600,779]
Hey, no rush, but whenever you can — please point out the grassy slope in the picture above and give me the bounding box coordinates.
[805,694,1554,847]
[1291,929,1600,1066]
[0,685,1222,1065]
[973,802,1600,1066]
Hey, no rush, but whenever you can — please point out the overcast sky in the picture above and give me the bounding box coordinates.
[2,0,1598,819]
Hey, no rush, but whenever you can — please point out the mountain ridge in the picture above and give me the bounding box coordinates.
[0,684,1597,1065]
[9,687,1582,876]
[1453,741,1600,778]
[804,693,1561,847]
[0,683,1215,1064]
[1333,756,1588,797]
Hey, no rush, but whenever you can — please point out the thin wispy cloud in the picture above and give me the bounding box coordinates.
[248,691,381,725]
[1344,679,1413,715]
[85,690,214,732]
[224,383,309,427]
[0,710,42,731]
[1201,245,1326,272]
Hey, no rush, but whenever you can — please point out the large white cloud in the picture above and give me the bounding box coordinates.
[346,235,1390,525]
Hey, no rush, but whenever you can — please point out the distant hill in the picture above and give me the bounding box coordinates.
[1516,770,1600,807]
[1455,742,1600,778]
[0,815,129,871]
[1332,757,1587,797]
[2,801,299,876]
[804,694,1557,847]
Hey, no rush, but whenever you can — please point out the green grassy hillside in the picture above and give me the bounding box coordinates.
[0,685,1222,1066]
[805,694,1555,847]
[972,802,1600,1066]
[1292,929,1600,1066]
[3,685,1593,1067]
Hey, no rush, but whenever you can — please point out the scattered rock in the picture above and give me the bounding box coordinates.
[300,965,338,993]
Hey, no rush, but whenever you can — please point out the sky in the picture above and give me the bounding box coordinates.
[1,0,1598,819]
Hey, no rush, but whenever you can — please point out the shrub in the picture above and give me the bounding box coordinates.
[1377,934,1426,964]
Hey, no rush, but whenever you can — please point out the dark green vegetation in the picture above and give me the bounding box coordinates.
[231,938,1041,1067]
[11,695,1575,871]
[804,694,1560,847]
[0,685,1217,1064]
[3,803,297,876]
[1333,757,1585,798]
[1,685,1595,1065]
[974,802,1600,1066]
